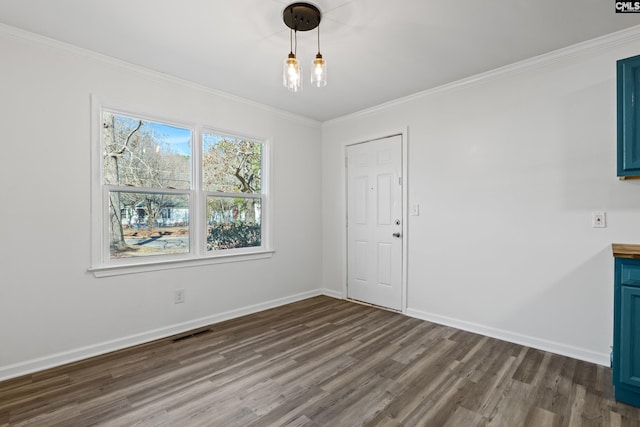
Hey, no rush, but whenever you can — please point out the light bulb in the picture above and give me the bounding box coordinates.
[283,53,302,92]
[311,53,326,87]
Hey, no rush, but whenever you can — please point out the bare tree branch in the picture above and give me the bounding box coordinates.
[106,119,143,157]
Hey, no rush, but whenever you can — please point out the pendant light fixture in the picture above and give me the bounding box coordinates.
[283,29,302,92]
[282,2,326,91]
[311,24,327,87]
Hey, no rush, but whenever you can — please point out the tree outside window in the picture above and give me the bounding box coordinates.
[203,133,263,251]
[96,108,268,266]
[102,112,192,259]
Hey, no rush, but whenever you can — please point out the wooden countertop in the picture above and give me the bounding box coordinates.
[612,243,640,259]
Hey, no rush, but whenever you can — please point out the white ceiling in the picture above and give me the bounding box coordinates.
[1,0,639,121]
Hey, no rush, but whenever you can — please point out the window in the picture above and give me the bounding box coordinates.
[90,99,271,276]
[103,112,192,259]
[203,133,263,251]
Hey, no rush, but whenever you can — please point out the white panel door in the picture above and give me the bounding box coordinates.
[347,135,403,311]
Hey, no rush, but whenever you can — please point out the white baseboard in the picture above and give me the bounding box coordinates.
[321,288,343,299]
[3,292,608,382]
[0,289,322,382]
[406,308,610,367]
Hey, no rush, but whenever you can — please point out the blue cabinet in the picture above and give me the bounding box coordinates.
[618,54,640,177]
[613,256,640,407]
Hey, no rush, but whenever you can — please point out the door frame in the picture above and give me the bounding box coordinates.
[343,128,409,313]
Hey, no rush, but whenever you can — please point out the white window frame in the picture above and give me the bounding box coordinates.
[89,95,273,277]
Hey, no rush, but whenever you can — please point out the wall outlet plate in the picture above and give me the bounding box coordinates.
[174,288,185,304]
[592,212,606,228]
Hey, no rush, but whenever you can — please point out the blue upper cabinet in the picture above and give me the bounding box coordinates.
[618,54,640,177]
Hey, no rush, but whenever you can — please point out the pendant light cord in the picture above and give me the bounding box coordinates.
[289,28,298,56]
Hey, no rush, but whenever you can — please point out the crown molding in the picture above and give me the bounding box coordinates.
[0,23,321,129]
[324,24,640,127]
[4,21,640,129]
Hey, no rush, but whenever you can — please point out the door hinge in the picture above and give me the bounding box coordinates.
[399,177,402,185]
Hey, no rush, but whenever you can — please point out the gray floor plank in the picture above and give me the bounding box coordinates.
[1,296,638,426]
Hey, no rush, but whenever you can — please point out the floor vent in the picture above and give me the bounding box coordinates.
[172,328,212,342]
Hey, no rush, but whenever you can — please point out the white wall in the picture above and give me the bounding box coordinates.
[0,27,323,380]
[322,29,640,365]
[4,23,640,381]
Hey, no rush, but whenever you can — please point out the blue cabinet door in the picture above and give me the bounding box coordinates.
[617,54,640,176]
[620,285,640,388]
[614,257,640,407]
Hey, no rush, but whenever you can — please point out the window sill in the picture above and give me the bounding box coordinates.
[88,250,275,278]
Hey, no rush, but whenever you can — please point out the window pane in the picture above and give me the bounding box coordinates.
[109,191,189,259]
[203,133,262,193]
[103,112,192,190]
[206,196,261,251]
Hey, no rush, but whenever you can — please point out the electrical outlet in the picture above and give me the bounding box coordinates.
[174,288,185,304]
[592,212,606,228]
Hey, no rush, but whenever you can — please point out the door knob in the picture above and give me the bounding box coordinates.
[392,232,401,238]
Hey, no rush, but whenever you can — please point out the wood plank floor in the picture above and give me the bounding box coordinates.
[1,296,639,426]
